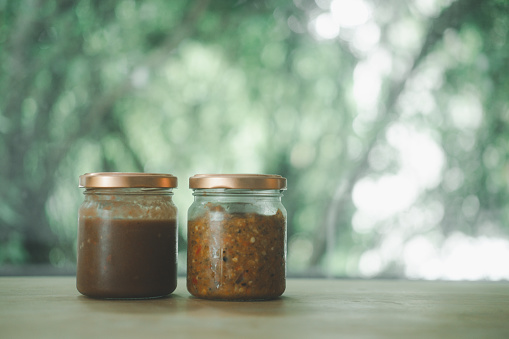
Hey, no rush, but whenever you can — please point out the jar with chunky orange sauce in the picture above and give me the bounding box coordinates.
[77,172,178,299]
[187,174,287,301]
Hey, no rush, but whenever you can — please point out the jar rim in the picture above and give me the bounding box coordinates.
[79,172,178,188]
[189,174,286,190]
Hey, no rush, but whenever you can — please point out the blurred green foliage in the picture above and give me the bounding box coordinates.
[1,0,509,278]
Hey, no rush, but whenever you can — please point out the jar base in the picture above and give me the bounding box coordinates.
[82,294,171,300]
[191,296,282,302]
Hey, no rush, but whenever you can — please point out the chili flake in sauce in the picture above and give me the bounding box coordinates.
[187,204,286,300]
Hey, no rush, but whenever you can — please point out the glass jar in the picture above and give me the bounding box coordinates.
[77,172,178,299]
[187,174,287,301]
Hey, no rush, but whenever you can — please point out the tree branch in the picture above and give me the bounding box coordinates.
[308,0,476,268]
[53,0,211,166]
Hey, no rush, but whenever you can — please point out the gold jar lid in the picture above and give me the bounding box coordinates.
[79,172,178,188]
[189,174,287,190]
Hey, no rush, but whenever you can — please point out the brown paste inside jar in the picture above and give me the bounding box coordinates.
[77,218,177,299]
[187,204,286,300]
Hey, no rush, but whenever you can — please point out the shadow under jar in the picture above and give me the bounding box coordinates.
[77,172,178,299]
[187,174,287,301]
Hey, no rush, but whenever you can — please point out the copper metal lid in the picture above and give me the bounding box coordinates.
[189,174,287,190]
[79,172,178,188]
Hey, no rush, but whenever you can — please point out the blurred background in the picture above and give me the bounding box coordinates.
[1,0,509,279]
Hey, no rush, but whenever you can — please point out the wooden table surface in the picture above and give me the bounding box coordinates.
[1,277,508,338]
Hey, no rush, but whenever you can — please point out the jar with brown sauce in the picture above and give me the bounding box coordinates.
[187,174,287,301]
[77,172,178,299]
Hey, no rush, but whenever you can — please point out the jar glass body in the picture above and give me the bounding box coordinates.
[77,188,178,299]
[187,189,287,300]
